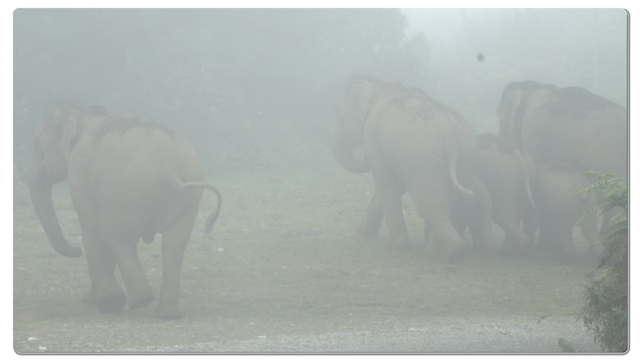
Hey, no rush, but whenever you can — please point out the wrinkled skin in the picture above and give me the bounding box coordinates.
[333,76,480,263]
[497,81,627,233]
[535,162,601,259]
[28,100,222,319]
[475,132,537,256]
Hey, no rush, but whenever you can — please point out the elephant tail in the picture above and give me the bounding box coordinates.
[514,149,535,208]
[179,182,222,234]
[162,167,222,234]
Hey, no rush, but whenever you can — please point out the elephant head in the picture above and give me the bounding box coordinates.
[332,76,390,174]
[27,100,108,258]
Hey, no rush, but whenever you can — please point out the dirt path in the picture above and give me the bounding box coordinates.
[120,317,601,354]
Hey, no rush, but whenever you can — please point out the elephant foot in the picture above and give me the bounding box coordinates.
[424,237,466,262]
[154,303,182,319]
[501,240,532,258]
[96,288,127,313]
[127,291,154,310]
[93,279,127,313]
[446,242,469,264]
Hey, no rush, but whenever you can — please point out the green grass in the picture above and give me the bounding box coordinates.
[13,162,597,353]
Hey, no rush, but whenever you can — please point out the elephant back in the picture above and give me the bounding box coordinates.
[93,115,177,143]
[544,87,625,120]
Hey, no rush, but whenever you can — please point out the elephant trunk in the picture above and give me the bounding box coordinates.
[332,139,370,174]
[28,163,82,258]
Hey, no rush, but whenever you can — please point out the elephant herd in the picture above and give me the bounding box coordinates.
[333,76,626,262]
[26,77,627,319]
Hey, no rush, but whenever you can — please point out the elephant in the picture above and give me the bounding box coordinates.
[28,100,222,319]
[475,132,537,255]
[332,75,482,263]
[420,173,493,256]
[448,174,494,255]
[534,162,601,259]
[496,81,627,233]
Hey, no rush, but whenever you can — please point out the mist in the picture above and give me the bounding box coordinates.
[13,8,627,174]
[13,8,628,353]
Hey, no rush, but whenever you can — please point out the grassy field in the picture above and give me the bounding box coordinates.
[13,161,600,353]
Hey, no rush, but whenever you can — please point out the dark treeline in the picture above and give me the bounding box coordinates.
[14,9,429,174]
[13,8,627,177]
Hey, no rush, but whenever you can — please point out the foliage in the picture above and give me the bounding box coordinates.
[558,337,578,352]
[575,172,627,352]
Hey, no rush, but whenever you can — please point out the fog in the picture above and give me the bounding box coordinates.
[13,8,628,353]
[14,8,627,175]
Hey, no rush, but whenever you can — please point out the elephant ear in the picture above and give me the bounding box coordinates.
[57,114,78,162]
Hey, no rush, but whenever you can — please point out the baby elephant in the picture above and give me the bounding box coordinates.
[535,162,600,258]
[475,132,536,256]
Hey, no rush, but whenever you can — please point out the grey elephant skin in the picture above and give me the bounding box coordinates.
[448,174,493,255]
[497,80,626,239]
[475,132,537,256]
[535,162,600,258]
[332,76,484,263]
[28,100,222,319]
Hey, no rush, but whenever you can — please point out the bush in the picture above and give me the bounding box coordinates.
[576,172,628,352]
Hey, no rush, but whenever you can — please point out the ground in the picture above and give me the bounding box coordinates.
[13,162,604,354]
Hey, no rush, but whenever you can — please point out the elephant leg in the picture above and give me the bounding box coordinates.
[356,187,384,239]
[81,253,116,304]
[536,216,556,251]
[113,238,154,310]
[430,213,468,263]
[450,204,468,240]
[500,222,532,257]
[155,205,199,319]
[467,209,492,256]
[378,185,410,249]
[411,180,468,263]
[494,197,532,257]
[466,179,493,255]
[522,202,537,243]
[81,225,127,313]
[70,182,126,312]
